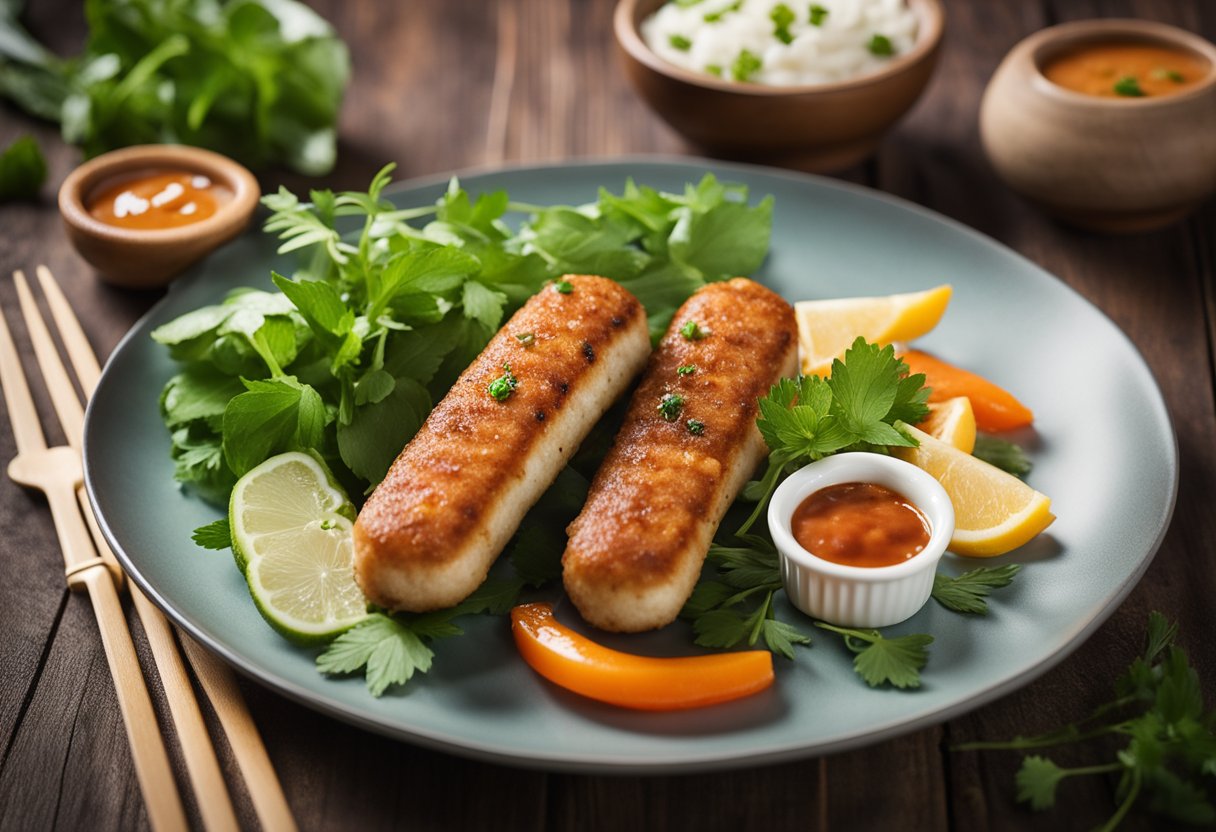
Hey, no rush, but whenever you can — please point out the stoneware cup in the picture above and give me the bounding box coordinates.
[980,19,1216,233]
[614,0,944,171]
[59,144,260,289]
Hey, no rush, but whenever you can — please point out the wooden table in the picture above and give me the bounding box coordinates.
[2,1,1213,829]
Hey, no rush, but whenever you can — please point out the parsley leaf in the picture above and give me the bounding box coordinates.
[317,577,522,696]
[731,49,763,82]
[771,4,796,44]
[658,392,685,421]
[973,435,1033,478]
[931,564,1021,615]
[959,612,1216,829]
[488,364,518,401]
[669,34,693,51]
[191,518,232,551]
[816,622,933,689]
[739,338,926,535]
[680,537,810,660]
[1114,76,1147,97]
[868,34,895,56]
[809,4,829,26]
[1016,756,1067,810]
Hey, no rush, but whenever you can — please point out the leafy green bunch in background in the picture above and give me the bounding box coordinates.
[0,0,349,174]
[152,167,773,505]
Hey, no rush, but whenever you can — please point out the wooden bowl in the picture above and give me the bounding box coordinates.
[613,0,944,171]
[980,20,1216,233]
[59,145,260,289]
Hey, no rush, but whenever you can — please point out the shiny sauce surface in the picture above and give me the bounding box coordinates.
[792,482,930,568]
[87,170,231,230]
[1043,41,1210,98]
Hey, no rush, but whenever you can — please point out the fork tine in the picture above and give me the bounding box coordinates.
[36,266,102,396]
[13,270,85,449]
[0,274,49,455]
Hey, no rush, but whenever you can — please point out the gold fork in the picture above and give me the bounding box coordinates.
[4,266,297,831]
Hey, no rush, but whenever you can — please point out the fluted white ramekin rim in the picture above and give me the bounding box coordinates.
[769,451,955,590]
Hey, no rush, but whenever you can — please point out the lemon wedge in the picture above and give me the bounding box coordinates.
[893,423,1054,557]
[918,396,976,453]
[795,284,953,375]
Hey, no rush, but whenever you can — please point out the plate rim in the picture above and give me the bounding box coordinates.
[83,154,1179,773]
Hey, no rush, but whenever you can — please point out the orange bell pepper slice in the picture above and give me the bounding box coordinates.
[510,602,774,711]
[900,349,1034,433]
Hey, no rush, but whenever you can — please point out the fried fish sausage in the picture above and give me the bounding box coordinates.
[353,275,650,612]
[562,278,797,632]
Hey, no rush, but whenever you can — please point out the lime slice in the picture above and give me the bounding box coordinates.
[229,452,368,644]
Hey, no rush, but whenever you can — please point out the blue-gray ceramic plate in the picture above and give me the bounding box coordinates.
[84,158,1177,773]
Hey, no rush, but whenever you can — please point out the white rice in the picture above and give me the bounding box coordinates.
[641,0,919,86]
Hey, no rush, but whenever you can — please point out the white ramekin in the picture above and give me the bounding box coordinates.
[769,452,955,628]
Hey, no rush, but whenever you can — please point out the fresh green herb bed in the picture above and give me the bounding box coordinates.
[166,168,1018,696]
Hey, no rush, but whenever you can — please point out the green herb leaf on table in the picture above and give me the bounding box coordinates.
[958,612,1216,830]
[0,0,350,173]
[931,564,1021,615]
[0,134,45,201]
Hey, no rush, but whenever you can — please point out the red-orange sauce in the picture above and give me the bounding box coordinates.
[792,482,930,568]
[87,170,231,230]
[1043,41,1209,98]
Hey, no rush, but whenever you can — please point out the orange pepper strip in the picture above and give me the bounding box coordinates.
[510,603,774,711]
[901,349,1034,433]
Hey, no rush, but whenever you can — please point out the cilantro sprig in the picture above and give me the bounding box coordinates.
[317,577,522,696]
[958,612,1216,830]
[815,623,934,689]
[680,534,812,660]
[739,337,929,534]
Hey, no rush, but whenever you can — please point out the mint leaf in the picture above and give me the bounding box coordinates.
[191,518,232,550]
[931,564,1020,615]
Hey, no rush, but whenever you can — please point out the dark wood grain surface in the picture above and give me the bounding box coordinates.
[1,1,1213,830]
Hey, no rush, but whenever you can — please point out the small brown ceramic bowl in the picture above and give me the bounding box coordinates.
[981,20,1216,233]
[59,145,260,289]
[614,0,944,171]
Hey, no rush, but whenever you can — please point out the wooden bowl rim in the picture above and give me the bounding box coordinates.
[58,144,260,247]
[1020,18,1216,109]
[613,0,944,97]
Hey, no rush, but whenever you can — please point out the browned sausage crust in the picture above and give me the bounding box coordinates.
[354,275,651,612]
[562,278,797,632]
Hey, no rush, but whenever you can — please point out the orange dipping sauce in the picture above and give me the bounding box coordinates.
[792,482,930,568]
[1043,41,1210,98]
[87,170,232,230]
